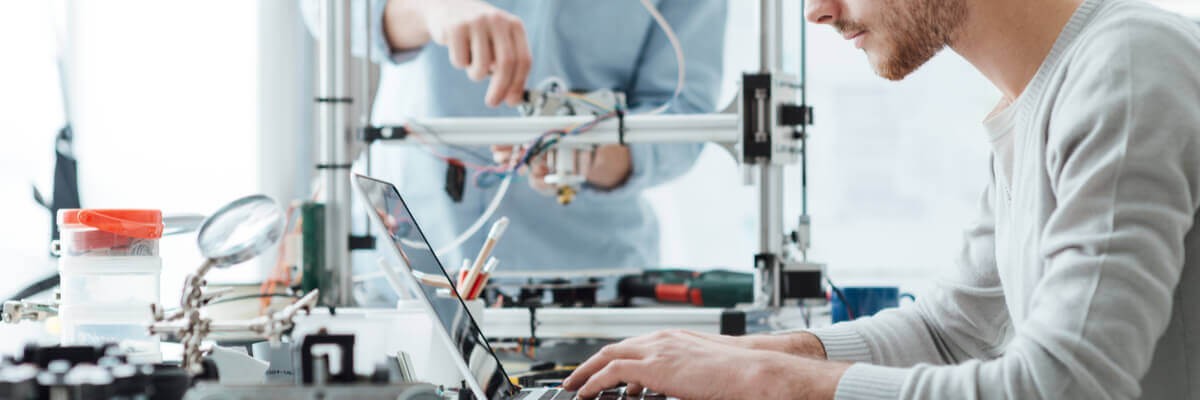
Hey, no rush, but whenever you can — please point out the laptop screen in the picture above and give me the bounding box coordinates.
[355,174,515,399]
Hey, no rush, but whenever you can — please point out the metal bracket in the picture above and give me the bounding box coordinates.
[296,330,357,384]
[780,262,826,299]
[754,255,825,301]
[719,310,746,336]
[360,126,407,144]
[741,74,774,163]
[2,300,56,324]
[519,89,626,118]
[348,234,376,251]
[779,104,813,127]
[753,253,777,272]
[739,72,802,166]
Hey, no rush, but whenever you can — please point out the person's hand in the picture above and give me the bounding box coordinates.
[681,330,829,359]
[561,330,849,400]
[607,328,828,359]
[418,0,532,107]
[490,145,632,192]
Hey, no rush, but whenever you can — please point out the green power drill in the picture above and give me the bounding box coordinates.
[617,269,754,308]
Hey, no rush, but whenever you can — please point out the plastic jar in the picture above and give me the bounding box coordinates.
[55,209,164,364]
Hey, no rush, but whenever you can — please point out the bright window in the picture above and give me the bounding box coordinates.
[70,0,260,295]
[0,1,259,338]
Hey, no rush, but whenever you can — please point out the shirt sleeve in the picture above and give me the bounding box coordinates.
[298,0,422,65]
[581,0,727,199]
[808,178,1010,367]
[821,18,1200,400]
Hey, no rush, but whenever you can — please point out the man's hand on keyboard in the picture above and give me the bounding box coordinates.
[561,329,850,400]
[670,330,829,359]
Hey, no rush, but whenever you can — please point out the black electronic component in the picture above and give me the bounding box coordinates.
[149,365,190,400]
[296,330,357,384]
[1,343,189,400]
[719,310,747,336]
[107,364,148,399]
[754,253,776,272]
[779,103,813,126]
[195,358,220,382]
[370,362,391,384]
[548,278,599,307]
[517,285,546,307]
[741,73,774,162]
[0,364,37,400]
[360,125,409,144]
[458,380,473,400]
[753,254,824,300]
[782,270,824,299]
[348,234,376,250]
[18,343,119,368]
[445,159,467,203]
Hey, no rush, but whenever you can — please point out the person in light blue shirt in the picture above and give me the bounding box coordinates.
[307,0,725,301]
[365,0,724,269]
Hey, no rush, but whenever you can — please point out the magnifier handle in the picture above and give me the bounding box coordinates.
[196,259,217,277]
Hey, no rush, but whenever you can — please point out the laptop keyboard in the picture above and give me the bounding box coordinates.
[516,388,667,400]
[551,390,578,400]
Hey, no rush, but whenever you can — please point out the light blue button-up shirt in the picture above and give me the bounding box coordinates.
[329,1,725,280]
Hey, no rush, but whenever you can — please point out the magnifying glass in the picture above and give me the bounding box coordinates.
[151,195,291,374]
[194,195,285,275]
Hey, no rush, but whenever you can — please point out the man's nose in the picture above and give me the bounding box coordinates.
[805,0,840,24]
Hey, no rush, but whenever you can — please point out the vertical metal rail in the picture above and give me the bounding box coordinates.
[755,0,788,308]
[758,0,783,74]
[316,0,354,306]
[800,0,809,219]
[758,164,785,308]
[799,0,811,262]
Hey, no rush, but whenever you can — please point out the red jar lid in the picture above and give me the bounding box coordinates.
[57,209,164,239]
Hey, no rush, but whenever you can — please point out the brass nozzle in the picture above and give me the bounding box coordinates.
[556,186,576,205]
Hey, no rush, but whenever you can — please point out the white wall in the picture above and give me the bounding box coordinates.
[0,1,64,311]
[68,0,261,296]
[646,1,998,288]
[0,0,317,352]
[0,0,259,321]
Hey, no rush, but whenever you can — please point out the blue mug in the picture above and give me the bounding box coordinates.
[831,286,915,323]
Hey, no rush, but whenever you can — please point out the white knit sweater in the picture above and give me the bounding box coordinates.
[810,0,1200,398]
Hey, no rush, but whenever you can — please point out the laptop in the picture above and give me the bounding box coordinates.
[356,174,594,400]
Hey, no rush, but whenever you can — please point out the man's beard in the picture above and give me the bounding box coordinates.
[838,0,968,80]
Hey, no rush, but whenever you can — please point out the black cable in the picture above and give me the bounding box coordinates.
[364,143,373,231]
[826,276,855,321]
[616,108,626,146]
[6,275,60,302]
[524,134,562,164]
[519,111,618,166]
[527,306,539,360]
[407,119,494,165]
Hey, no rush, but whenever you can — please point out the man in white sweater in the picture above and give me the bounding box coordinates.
[563,0,1200,398]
